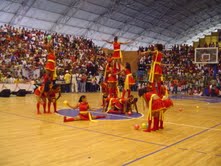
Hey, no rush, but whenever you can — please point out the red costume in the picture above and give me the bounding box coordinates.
[149,51,163,96]
[34,86,46,97]
[150,51,163,77]
[45,53,56,71]
[124,69,135,89]
[34,85,46,114]
[112,42,122,60]
[107,67,117,83]
[78,102,90,120]
[144,92,165,112]
[163,99,173,109]
[64,102,105,122]
[121,68,135,99]
[143,92,165,132]
[101,82,108,94]
[107,98,126,114]
[106,66,118,98]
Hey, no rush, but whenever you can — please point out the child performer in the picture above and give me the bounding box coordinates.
[47,84,61,113]
[34,81,52,114]
[138,87,165,132]
[64,95,106,122]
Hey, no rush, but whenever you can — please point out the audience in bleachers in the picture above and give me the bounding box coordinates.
[0,24,107,92]
[137,44,221,97]
[0,24,220,97]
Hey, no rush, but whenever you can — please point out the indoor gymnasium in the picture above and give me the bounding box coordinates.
[0,0,221,166]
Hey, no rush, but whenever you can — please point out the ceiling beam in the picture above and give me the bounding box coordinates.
[49,0,83,32]
[100,0,164,48]
[9,0,36,25]
[82,0,123,37]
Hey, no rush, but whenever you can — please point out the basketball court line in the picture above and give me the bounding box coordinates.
[1,110,220,163]
[0,110,166,147]
[122,122,221,166]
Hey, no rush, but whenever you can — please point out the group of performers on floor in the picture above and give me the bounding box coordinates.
[35,37,173,132]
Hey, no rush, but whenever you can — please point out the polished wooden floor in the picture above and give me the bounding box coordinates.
[0,92,221,166]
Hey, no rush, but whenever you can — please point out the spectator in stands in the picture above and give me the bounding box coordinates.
[0,24,107,93]
[71,71,78,93]
[64,70,71,93]
[80,73,87,93]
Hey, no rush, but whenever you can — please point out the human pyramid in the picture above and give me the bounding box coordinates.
[100,39,174,132]
[62,36,138,122]
[34,42,61,114]
[101,37,138,115]
[36,36,173,132]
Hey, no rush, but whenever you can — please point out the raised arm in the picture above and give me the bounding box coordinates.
[102,39,113,44]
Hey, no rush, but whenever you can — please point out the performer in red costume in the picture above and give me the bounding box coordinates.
[138,87,166,132]
[121,62,135,99]
[107,98,124,114]
[45,45,57,83]
[103,58,119,112]
[142,44,164,96]
[106,60,118,98]
[47,84,61,113]
[34,81,52,114]
[103,57,113,83]
[103,36,132,71]
[64,95,105,122]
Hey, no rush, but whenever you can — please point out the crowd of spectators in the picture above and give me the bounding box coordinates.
[0,24,107,92]
[137,44,221,97]
[1,24,220,96]
[199,42,219,48]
